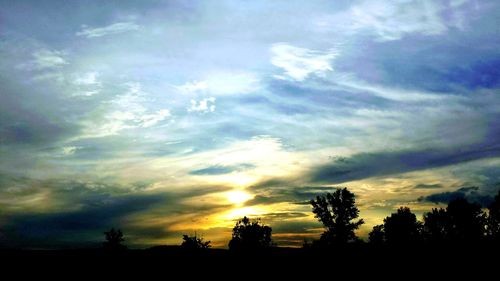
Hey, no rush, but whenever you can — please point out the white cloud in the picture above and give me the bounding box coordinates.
[335,76,446,102]
[61,146,80,156]
[15,49,68,82]
[349,0,468,41]
[270,43,338,81]
[313,1,471,41]
[188,97,216,113]
[76,22,140,38]
[177,72,260,96]
[73,72,101,97]
[32,49,68,70]
[139,109,172,127]
[176,81,208,94]
[84,83,171,138]
[205,72,260,95]
[74,72,99,85]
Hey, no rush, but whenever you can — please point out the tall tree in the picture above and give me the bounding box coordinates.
[310,188,364,245]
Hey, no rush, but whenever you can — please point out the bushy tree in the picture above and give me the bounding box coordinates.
[310,188,364,246]
[181,234,211,250]
[368,224,385,245]
[383,207,422,245]
[103,228,126,250]
[423,208,450,243]
[228,216,272,251]
[446,198,486,242]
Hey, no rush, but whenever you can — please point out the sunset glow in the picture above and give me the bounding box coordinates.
[0,0,499,249]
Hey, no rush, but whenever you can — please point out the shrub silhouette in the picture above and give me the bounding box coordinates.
[382,207,422,245]
[103,228,126,250]
[181,234,211,250]
[228,216,272,251]
[310,188,364,246]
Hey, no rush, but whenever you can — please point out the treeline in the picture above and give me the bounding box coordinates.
[103,187,500,251]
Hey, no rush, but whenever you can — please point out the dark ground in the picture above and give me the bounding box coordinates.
[0,244,497,278]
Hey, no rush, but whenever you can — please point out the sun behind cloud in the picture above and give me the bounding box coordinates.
[225,190,254,205]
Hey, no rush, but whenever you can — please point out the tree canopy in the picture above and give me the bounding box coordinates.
[310,188,364,246]
[103,228,126,250]
[228,216,272,251]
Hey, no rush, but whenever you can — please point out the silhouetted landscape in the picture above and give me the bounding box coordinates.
[2,188,499,276]
[2,0,500,277]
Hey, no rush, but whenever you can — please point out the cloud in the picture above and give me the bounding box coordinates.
[0,193,167,248]
[76,22,140,38]
[414,183,443,189]
[72,72,101,97]
[350,1,444,41]
[61,146,80,156]
[246,183,343,206]
[190,163,255,175]
[138,109,171,128]
[176,81,208,94]
[176,72,259,97]
[335,76,446,102]
[311,142,500,184]
[31,49,68,70]
[349,0,469,41]
[0,177,234,248]
[83,83,171,138]
[188,97,216,113]
[271,43,338,81]
[14,49,68,82]
[74,72,99,86]
[419,186,495,206]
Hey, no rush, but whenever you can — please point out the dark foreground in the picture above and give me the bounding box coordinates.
[1,244,498,278]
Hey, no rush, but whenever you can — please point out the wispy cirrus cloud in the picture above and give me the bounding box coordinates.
[76,21,140,38]
[82,83,171,138]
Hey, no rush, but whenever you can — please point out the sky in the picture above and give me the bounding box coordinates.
[0,0,499,249]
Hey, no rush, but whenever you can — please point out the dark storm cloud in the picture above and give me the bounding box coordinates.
[0,193,167,248]
[311,139,500,184]
[418,186,497,207]
[414,183,444,189]
[0,178,232,248]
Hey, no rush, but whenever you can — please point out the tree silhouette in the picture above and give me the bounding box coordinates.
[368,224,385,245]
[382,207,422,245]
[487,190,500,240]
[445,198,486,242]
[103,228,126,250]
[310,188,364,246]
[228,216,272,251]
[181,234,211,250]
[423,207,450,243]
